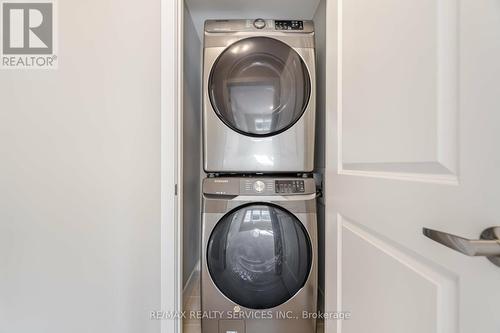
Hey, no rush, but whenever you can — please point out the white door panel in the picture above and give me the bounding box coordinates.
[340,217,456,333]
[325,0,500,332]
[339,0,458,182]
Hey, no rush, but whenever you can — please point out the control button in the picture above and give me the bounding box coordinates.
[253,180,266,193]
[253,18,266,29]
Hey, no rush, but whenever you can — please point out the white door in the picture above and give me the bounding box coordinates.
[324,0,500,332]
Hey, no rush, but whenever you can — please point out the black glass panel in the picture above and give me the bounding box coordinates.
[207,204,312,309]
[209,37,311,137]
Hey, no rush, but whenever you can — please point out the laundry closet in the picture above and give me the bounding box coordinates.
[171,0,500,333]
[180,1,327,333]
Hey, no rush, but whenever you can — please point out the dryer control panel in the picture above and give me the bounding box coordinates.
[204,19,314,34]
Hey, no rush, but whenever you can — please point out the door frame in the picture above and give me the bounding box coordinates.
[324,0,339,332]
[161,0,183,332]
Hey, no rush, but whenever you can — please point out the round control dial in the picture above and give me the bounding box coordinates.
[253,180,266,193]
[253,18,266,29]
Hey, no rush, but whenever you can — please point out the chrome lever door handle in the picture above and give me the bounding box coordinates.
[423,227,500,267]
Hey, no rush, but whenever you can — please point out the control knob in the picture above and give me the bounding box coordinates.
[253,18,266,29]
[253,180,266,193]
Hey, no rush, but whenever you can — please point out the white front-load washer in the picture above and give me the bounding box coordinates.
[203,19,316,173]
[201,176,318,333]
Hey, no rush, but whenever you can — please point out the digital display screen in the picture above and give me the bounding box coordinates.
[275,20,304,30]
[275,180,305,193]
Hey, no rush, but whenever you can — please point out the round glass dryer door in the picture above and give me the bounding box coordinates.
[207,203,312,309]
[209,37,311,137]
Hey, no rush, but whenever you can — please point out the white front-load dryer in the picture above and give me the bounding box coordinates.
[203,19,316,173]
[201,176,318,333]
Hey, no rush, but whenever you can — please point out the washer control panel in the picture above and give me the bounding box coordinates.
[275,180,305,194]
[275,20,304,31]
[203,177,315,196]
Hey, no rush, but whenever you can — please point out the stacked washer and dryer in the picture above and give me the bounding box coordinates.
[201,19,318,333]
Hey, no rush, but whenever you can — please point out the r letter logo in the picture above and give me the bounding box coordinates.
[1,0,57,69]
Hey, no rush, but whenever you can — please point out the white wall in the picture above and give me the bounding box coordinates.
[0,0,161,332]
[182,4,202,286]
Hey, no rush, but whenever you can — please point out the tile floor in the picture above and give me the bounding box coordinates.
[183,269,201,333]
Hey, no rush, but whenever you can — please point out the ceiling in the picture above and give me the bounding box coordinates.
[185,0,322,38]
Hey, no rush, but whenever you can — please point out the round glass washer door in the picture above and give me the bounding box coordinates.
[209,37,311,137]
[207,203,312,309]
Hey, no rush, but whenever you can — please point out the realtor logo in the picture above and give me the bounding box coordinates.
[1,0,57,69]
